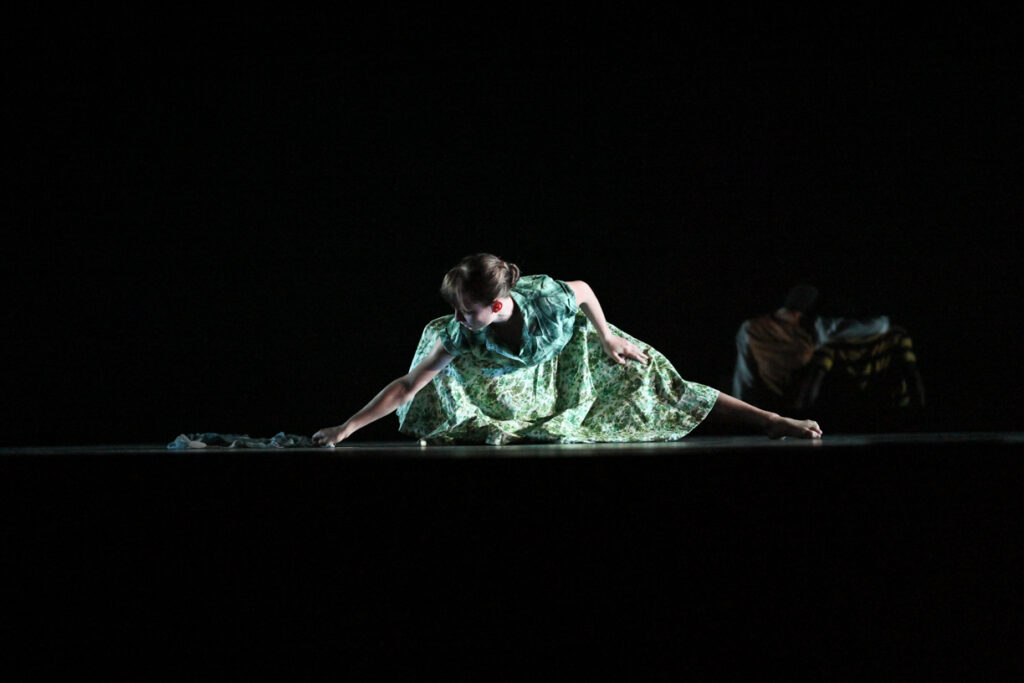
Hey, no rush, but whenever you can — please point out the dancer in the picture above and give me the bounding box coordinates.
[313,254,821,446]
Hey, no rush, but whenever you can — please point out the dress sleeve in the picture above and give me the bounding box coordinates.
[553,278,578,315]
[436,316,469,357]
[524,276,579,338]
[529,276,576,321]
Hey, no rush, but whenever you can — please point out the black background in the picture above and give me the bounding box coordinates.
[7,7,1022,446]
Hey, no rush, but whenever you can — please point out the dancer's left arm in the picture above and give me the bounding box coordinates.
[566,280,649,365]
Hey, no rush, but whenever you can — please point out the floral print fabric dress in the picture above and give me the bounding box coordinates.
[397,275,719,444]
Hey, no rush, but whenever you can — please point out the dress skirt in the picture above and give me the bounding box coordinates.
[397,312,719,444]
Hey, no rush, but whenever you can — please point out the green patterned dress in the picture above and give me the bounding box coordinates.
[397,275,719,444]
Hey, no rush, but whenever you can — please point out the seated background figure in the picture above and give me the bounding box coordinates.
[732,285,922,431]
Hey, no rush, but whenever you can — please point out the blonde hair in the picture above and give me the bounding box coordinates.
[440,253,521,308]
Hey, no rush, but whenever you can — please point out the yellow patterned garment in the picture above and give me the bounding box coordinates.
[397,275,719,444]
[807,327,924,408]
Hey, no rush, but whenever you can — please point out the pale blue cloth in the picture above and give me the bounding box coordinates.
[813,316,891,344]
[167,432,314,449]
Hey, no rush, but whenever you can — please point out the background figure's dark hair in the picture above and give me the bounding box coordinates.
[783,284,819,314]
[440,253,521,308]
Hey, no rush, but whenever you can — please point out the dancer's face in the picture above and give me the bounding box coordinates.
[453,300,497,331]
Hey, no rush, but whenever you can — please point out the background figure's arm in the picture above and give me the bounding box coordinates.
[566,280,649,365]
[312,341,453,446]
[731,321,757,401]
[731,320,776,409]
[794,365,827,411]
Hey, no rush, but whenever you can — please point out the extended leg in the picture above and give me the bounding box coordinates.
[710,391,823,439]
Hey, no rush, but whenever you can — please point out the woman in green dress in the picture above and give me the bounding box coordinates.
[312,254,822,446]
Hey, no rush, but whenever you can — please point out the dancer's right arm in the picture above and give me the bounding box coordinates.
[312,341,454,446]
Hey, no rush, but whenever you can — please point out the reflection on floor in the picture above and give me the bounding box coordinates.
[3,432,1022,675]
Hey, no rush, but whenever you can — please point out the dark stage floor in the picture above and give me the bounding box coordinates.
[3,432,1022,676]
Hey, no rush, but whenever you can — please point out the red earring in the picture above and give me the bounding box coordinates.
[491,301,503,313]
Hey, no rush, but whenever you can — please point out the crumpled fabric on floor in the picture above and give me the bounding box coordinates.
[167,432,315,449]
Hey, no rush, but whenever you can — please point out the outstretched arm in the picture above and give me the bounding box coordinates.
[566,280,649,365]
[312,341,454,446]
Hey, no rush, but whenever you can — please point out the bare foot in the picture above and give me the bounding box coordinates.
[766,414,823,439]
